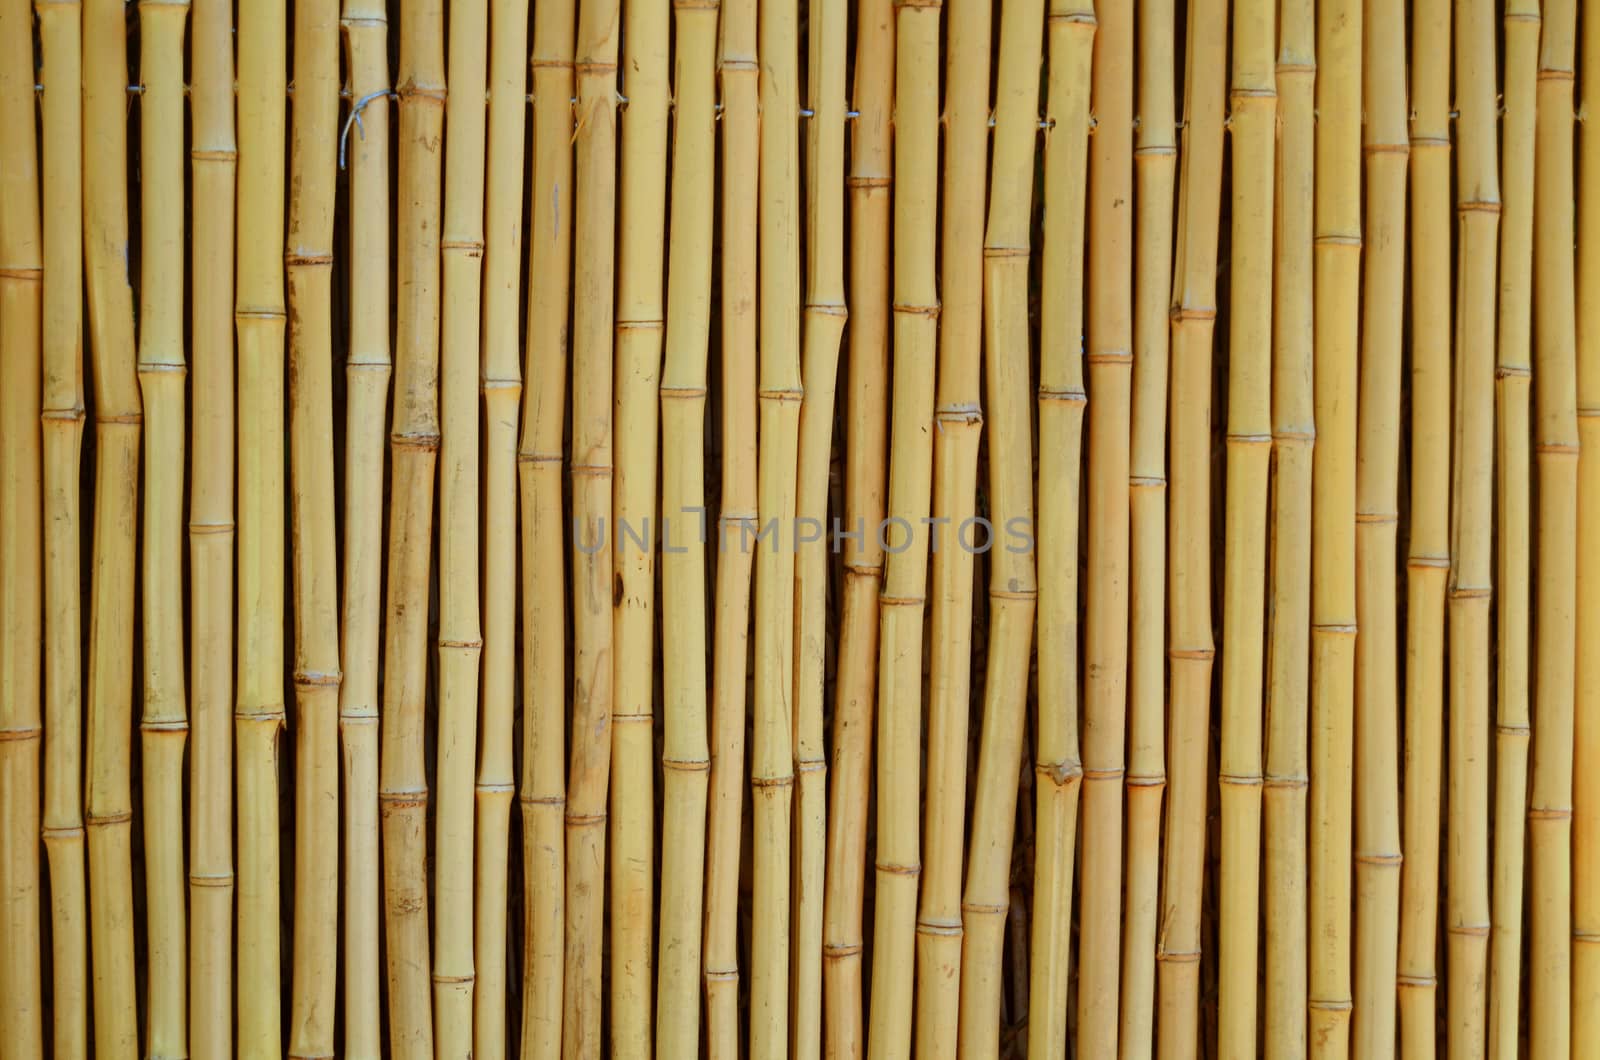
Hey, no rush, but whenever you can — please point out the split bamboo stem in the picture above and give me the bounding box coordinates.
[519,0,575,1051]
[1488,6,1536,1056]
[82,0,141,1052]
[338,1,392,1055]
[382,0,446,1053]
[476,1,529,1056]
[138,3,193,1053]
[1528,3,1579,1052]
[188,0,236,1051]
[612,0,670,1043]
[1078,0,1132,1050]
[1157,0,1226,1053]
[793,0,849,1052]
[1218,0,1274,1053]
[1262,0,1314,1053]
[285,4,344,1056]
[978,1,1067,1057]
[1396,0,1450,1052]
[37,0,86,1054]
[435,0,488,1051]
[563,0,621,1049]
[1351,3,1406,1053]
[1448,0,1500,1050]
[822,0,892,1049]
[656,2,717,1053]
[866,0,939,1050]
[1121,0,1175,1050]
[915,0,989,1053]
[235,0,289,1051]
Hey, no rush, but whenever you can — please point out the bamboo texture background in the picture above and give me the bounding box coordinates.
[1,0,1598,1057]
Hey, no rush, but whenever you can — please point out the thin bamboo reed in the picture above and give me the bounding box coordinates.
[338,2,391,1056]
[476,1,529,1056]
[656,2,717,1054]
[915,0,989,1053]
[1528,3,1579,1053]
[1262,2,1314,1054]
[82,0,141,1052]
[519,0,576,1051]
[1396,0,1450,1052]
[382,0,445,1053]
[188,0,236,1051]
[37,1,86,1055]
[1157,0,1226,1053]
[138,3,192,1053]
[1449,0,1500,1051]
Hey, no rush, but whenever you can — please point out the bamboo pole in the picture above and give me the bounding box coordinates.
[822,0,892,1049]
[1121,0,1175,1050]
[476,1,529,1056]
[1157,0,1226,1053]
[285,1,343,1055]
[1218,1,1274,1053]
[1528,3,1579,1053]
[188,0,236,1051]
[37,0,86,1054]
[1262,0,1314,1054]
[382,0,445,1053]
[1396,0,1450,1053]
[1448,0,1499,1051]
[1351,3,1406,1054]
[563,0,621,1048]
[138,2,192,1053]
[656,2,717,1054]
[338,1,391,1055]
[865,0,939,1049]
[519,0,575,1050]
[434,0,487,1052]
[612,0,669,1043]
[792,0,849,1052]
[82,0,141,1052]
[915,0,989,1053]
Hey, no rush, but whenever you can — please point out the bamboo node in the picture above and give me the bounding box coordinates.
[519,452,563,465]
[611,713,653,725]
[1528,807,1574,821]
[1536,442,1579,456]
[1353,852,1403,866]
[1083,767,1124,781]
[805,302,848,319]
[1276,63,1317,76]
[876,861,921,877]
[1579,407,1600,418]
[237,308,288,320]
[1395,975,1437,989]
[138,362,187,376]
[187,520,235,535]
[1171,306,1216,321]
[1497,365,1531,379]
[1496,723,1531,737]
[617,318,664,331]
[1537,69,1576,83]
[984,246,1030,259]
[1458,200,1502,215]
[1314,234,1363,249]
[476,783,515,794]
[85,811,133,825]
[141,720,190,733]
[40,826,85,840]
[438,638,484,652]
[961,901,1007,916]
[1035,760,1083,787]
[40,407,85,422]
[570,463,612,477]
[432,974,474,985]
[520,795,566,807]
[575,61,620,75]
[704,969,740,982]
[391,431,441,451]
[1038,386,1087,405]
[1169,648,1215,661]
[1308,999,1354,1013]
[1362,141,1410,156]
[1127,774,1166,789]
[1046,10,1096,26]
[1263,775,1309,790]
[823,944,863,958]
[1574,932,1600,945]
[990,589,1037,601]
[847,176,892,189]
[892,302,941,319]
[1130,475,1167,489]
[796,758,826,775]
[1218,773,1263,789]
[752,775,794,789]
[287,1054,336,1060]
[671,0,719,9]
[1356,512,1398,525]
[188,872,235,888]
[1409,136,1451,150]
[1407,555,1449,570]
[935,403,983,426]
[531,58,577,70]
[190,148,237,162]
[1312,623,1357,637]
[441,240,485,257]
[1450,587,1491,601]
[662,757,710,773]
[892,0,942,9]
[1446,923,1490,938]
[915,920,963,938]
[1087,349,1133,365]
[1135,145,1178,158]
[1226,433,1271,448]
[879,594,924,608]
[294,670,342,688]
[844,562,885,578]
[661,385,709,400]
[565,812,607,826]
[1157,950,1202,965]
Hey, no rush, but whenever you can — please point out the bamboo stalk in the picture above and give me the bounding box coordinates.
[792,0,849,1052]
[914,0,989,1053]
[138,2,192,1053]
[37,0,86,1054]
[1263,1,1314,1054]
[434,0,487,1052]
[1396,0,1450,1053]
[1528,3,1579,1053]
[1448,0,1499,1051]
[655,2,717,1054]
[822,0,892,1051]
[188,0,236,1051]
[285,0,343,1055]
[476,1,528,1056]
[1351,3,1406,1054]
[0,0,43,1052]
[338,2,391,1055]
[612,0,669,1043]
[382,0,445,1053]
[519,0,575,1050]
[82,0,141,1052]
[1157,0,1226,1052]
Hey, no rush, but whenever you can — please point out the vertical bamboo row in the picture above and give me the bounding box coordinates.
[382,0,445,1053]
[82,0,141,1052]
[1156,0,1226,1052]
[138,2,192,1053]
[656,1,717,1053]
[915,0,989,1052]
[37,0,86,1054]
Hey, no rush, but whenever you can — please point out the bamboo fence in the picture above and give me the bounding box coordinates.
[5,1,1600,1057]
